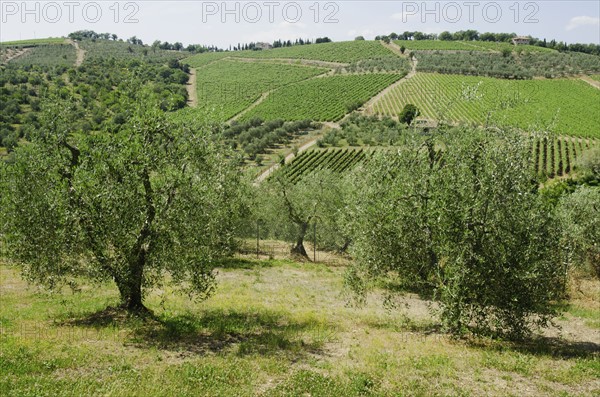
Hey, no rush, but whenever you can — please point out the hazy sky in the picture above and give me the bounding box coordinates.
[1,1,599,47]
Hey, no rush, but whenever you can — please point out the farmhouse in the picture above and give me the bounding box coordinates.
[256,42,273,50]
[512,36,530,45]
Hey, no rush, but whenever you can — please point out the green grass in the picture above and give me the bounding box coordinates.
[1,261,598,396]
[0,38,66,46]
[241,73,403,122]
[372,73,600,138]
[192,59,327,121]
[590,75,600,82]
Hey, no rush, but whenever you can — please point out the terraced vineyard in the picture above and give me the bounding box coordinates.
[372,73,600,138]
[194,59,327,121]
[186,41,395,65]
[531,136,599,178]
[279,148,371,182]
[241,73,403,122]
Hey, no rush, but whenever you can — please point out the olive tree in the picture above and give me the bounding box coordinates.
[399,104,419,126]
[348,127,564,338]
[261,170,342,258]
[557,186,600,279]
[0,91,247,312]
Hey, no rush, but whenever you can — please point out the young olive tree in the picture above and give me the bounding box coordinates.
[556,186,600,279]
[348,135,443,290]
[348,127,564,338]
[262,170,341,258]
[0,90,248,312]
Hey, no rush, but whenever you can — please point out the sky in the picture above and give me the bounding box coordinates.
[1,1,599,47]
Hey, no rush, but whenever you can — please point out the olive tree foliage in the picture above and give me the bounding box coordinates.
[260,170,345,258]
[0,90,248,312]
[398,104,419,126]
[574,147,600,183]
[556,186,600,279]
[347,127,564,338]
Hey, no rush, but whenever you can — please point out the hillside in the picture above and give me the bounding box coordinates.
[2,36,600,163]
[2,30,600,397]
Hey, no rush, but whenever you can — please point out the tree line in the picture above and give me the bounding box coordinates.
[376,30,600,55]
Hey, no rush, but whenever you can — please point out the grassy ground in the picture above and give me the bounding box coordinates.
[1,259,598,396]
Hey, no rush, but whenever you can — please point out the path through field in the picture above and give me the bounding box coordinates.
[229,91,270,122]
[186,68,198,107]
[69,39,85,67]
[227,67,332,123]
[380,40,405,57]
[1,48,30,64]
[580,76,600,90]
[363,56,418,114]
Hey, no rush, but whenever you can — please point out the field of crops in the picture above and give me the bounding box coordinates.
[183,51,233,68]
[280,148,371,182]
[194,59,327,121]
[372,73,600,138]
[241,73,402,122]
[280,135,599,183]
[185,41,395,65]
[394,40,482,51]
[531,136,599,178]
[0,37,67,46]
[7,44,76,67]
[236,41,395,62]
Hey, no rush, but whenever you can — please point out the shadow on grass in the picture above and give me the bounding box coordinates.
[214,257,274,270]
[378,278,436,301]
[464,335,600,360]
[62,306,330,359]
